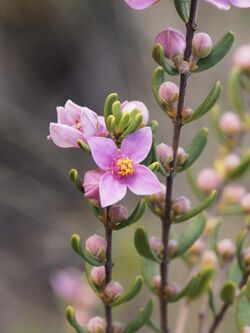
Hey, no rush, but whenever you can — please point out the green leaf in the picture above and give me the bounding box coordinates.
[229,67,244,117]
[146,318,162,333]
[172,215,206,259]
[210,220,221,254]
[186,167,205,200]
[152,67,168,111]
[193,32,235,73]
[66,306,87,333]
[226,151,250,181]
[210,105,229,144]
[134,228,161,263]
[142,259,158,293]
[71,234,104,266]
[104,93,118,125]
[183,82,223,124]
[236,286,250,332]
[179,127,209,173]
[112,100,123,125]
[124,300,154,333]
[228,259,243,285]
[69,169,84,193]
[113,200,147,230]
[174,0,189,22]
[172,190,217,224]
[236,229,247,271]
[110,276,143,307]
[220,280,237,304]
[208,289,217,315]
[152,44,179,76]
[149,120,159,134]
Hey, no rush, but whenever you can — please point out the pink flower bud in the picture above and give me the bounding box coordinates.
[159,81,179,105]
[156,28,186,59]
[83,170,105,203]
[172,196,191,216]
[165,281,180,300]
[234,45,250,71]
[168,239,179,256]
[150,236,163,256]
[243,247,250,266]
[181,107,193,120]
[223,185,246,204]
[187,239,205,257]
[152,275,161,293]
[85,235,107,261]
[219,112,242,135]
[241,193,250,213]
[121,101,149,125]
[156,143,173,169]
[242,327,250,333]
[112,322,125,333]
[108,204,128,224]
[217,239,236,261]
[87,317,106,333]
[177,147,188,165]
[149,183,166,204]
[197,168,221,192]
[224,154,241,172]
[90,266,106,287]
[192,33,213,58]
[201,250,217,269]
[104,282,123,302]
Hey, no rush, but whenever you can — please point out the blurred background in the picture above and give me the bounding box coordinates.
[0,1,249,332]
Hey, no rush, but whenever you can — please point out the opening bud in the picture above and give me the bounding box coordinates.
[150,236,163,257]
[177,147,188,165]
[83,170,105,204]
[87,317,106,333]
[171,196,191,216]
[234,45,250,72]
[241,193,250,213]
[217,239,236,262]
[219,112,242,136]
[159,81,179,105]
[197,168,221,192]
[85,235,107,261]
[103,282,123,303]
[192,33,213,58]
[112,322,125,333]
[90,266,106,287]
[121,101,149,126]
[108,204,128,225]
[156,27,186,60]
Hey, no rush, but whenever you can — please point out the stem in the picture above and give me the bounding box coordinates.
[159,1,199,332]
[105,222,113,333]
[175,299,190,333]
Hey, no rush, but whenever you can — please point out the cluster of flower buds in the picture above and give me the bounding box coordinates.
[156,143,188,172]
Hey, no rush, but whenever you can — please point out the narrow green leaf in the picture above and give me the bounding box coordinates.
[172,190,217,224]
[152,44,179,75]
[110,276,143,307]
[69,169,84,193]
[124,300,154,333]
[226,151,250,181]
[236,229,247,271]
[236,286,250,332]
[71,234,104,266]
[179,127,209,173]
[229,67,244,117]
[183,81,223,124]
[186,167,205,200]
[142,259,158,293]
[104,93,118,125]
[220,280,237,304]
[210,220,221,254]
[170,273,203,302]
[228,259,243,284]
[210,105,229,144]
[174,0,189,22]
[172,215,206,259]
[146,318,162,333]
[193,32,235,73]
[66,306,87,333]
[134,228,161,263]
[152,67,168,111]
[113,199,147,230]
[208,289,217,315]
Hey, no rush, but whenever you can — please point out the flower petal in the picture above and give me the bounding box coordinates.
[65,100,82,121]
[124,0,159,10]
[205,0,230,9]
[230,0,250,7]
[81,107,99,138]
[121,101,149,125]
[121,127,152,163]
[126,165,162,195]
[57,107,75,126]
[99,172,127,207]
[88,137,118,170]
[49,123,85,148]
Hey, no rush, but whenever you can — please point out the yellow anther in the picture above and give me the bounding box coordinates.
[115,157,134,177]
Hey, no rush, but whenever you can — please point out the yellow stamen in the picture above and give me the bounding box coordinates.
[116,157,134,177]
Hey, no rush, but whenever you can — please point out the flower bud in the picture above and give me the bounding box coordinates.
[112,322,125,333]
[234,44,250,72]
[181,107,193,120]
[104,282,123,303]
[241,193,250,213]
[219,112,242,135]
[168,239,179,256]
[224,154,241,172]
[197,168,221,192]
[243,247,250,267]
[83,170,105,203]
[152,275,161,293]
[90,266,106,287]
[192,33,213,58]
[201,250,217,269]
[156,143,173,169]
[121,101,149,125]
[156,28,186,60]
[217,239,236,262]
[177,147,188,165]
[108,204,128,225]
[242,327,250,333]
[149,183,166,204]
[222,185,246,204]
[172,196,191,216]
[165,281,180,300]
[150,236,163,256]
[187,239,205,258]
[159,81,179,105]
[85,235,107,261]
[87,317,106,333]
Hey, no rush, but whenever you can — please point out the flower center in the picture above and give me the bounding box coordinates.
[112,157,134,177]
[72,120,83,131]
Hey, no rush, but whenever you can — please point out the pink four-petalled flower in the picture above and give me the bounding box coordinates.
[88,127,162,207]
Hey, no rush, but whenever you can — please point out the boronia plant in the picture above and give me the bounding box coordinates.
[47,0,250,332]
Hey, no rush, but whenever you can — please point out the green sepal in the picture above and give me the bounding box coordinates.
[236,229,247,271]
[71,234,104,266]
[229,67,244,117]
[226,151,250,181]
[149,162,160,172]
[112,100,123,125]
[152,66,168,111]
[236,286,250,332]
[113,199,147,230]
[178,128,209,173]
[69,169,84,193]
[124,300,154,333]
[174,0,189,22]
[134,227,161,263]
[142,259,158,293]
[171,214,206,259]
[172,190,217,224]
[65,306,87,333]
[228,259,243,285]
[117,112,130,133]
[120,113,143,139]
[149,120,159,134]
[77,140,90,153]
[152,44,179,75]
[210,105,229,144]
[106,114,116,133]
[186,167,205,200]
[104,93,118,125]
[220,280,237,304]
[193,32,235,73]
[183,82,222,124]
[110,276,143,307]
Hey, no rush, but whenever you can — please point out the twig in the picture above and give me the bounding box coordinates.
[105,218,113,333]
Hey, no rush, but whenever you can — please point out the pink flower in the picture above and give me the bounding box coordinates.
[88,127,162,207]
[124,0,159,10]
[205,0,250,10]
[156,28,186,59]
[121,101,149,125]
[48,100,107,148]
[83,170,105,202]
